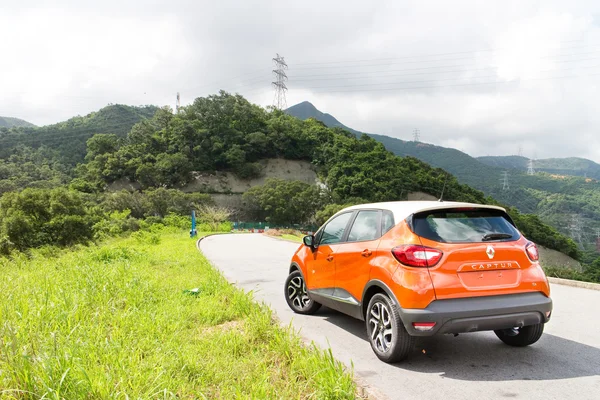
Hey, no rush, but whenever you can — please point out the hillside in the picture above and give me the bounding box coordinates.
[478,155,600,180]
[67,92,576,259]
[285,101,362,136]
[0,116,36,128]
[285,101,600,251]
[0,104,158,164]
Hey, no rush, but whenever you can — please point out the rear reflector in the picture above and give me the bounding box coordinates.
[391,245,443,267]
[412,322,436,331]
[526,242,539,261]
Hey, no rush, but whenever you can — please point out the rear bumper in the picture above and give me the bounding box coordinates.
[399,292,552,336]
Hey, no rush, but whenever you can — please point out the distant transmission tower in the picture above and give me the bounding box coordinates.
[570,214,584,248]
[501,171,510,191]
[527,158,536,175]
[413,128,421,142]
[176,92,181,113]
[518,145,523,157]
[272,53,288,109]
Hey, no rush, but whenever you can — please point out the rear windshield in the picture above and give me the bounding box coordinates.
[411,208,520,243]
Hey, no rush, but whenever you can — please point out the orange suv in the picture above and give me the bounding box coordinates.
[284,201,552,363]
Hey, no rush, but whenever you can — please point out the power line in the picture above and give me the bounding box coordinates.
[293,63,600,89]
[289,49,600,71]
[291,40,598,67]
[306,71,600,94]
[272,53,288,110]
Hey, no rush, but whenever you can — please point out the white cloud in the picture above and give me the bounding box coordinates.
[0,0,599,163]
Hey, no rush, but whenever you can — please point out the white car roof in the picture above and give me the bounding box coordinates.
[339,201,506,224]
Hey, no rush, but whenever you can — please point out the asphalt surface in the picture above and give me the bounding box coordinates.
[199,234,600,400]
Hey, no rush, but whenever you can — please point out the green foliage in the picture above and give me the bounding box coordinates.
[0,93,580,263]
[92,210,140,239]
[0,187,93,253]
[100,188,213,219]
[0,104,158,164]
[0,146,70,195]
[243,178,326,225]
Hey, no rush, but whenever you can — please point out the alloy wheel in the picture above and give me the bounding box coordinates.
[368,301,394,353]
[287,276,311,310]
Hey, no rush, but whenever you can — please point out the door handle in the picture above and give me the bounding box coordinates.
[361,249,372,257]
[326,255,334,262]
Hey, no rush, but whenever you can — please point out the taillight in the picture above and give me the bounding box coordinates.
[391,245,443,267]
[526,242,539,261]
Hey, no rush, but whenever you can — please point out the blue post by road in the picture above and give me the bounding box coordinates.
[190,210,197,238]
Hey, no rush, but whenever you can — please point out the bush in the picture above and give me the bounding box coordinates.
[197,205,232,232]
[0,187,94,254]
[92,210,140,239]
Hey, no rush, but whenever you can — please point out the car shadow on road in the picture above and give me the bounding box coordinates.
[318,307,600,381]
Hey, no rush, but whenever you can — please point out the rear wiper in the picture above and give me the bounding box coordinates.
[481,233,513,241]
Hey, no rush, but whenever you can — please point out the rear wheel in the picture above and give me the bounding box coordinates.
[284,271,321,315]
[366,293,414,363]
[494,323,544,347]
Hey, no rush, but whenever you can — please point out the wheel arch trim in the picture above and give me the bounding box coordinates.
[362,280,402,316]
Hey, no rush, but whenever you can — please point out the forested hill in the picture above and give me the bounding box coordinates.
[286,101,600,255]
[67,91,577,258]
[0,104,158,164]
[0,116,35,128]
[478,155,600,180]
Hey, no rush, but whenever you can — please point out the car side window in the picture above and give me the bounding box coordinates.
[347,210,380,242]
[382,210,395,234]
[320,212,353,245]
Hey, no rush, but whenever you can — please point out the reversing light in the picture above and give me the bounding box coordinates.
[526,242,539,261]
[412,322,436,331]
[391,245,443,267]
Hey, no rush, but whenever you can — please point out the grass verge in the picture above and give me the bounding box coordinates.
[264,229,304,243]
[0,227,355,399]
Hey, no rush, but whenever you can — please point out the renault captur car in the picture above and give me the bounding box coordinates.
[284,201,552,363]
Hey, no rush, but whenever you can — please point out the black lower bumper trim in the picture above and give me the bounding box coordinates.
[399,292,552,336]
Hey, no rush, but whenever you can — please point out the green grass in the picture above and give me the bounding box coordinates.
[280,234,304,243]
[0,227,355,399]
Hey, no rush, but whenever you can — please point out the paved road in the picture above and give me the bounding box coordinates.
[200,234,600,400]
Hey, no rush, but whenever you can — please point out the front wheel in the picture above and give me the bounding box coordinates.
[366,293,414,363]
[494,323,544,347]
[284,270,321,315]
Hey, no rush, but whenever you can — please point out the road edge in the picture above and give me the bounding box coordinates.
[548,276,600,291]
[196,233,388,400]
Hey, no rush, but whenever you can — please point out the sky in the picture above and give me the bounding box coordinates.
[1,0,599,161]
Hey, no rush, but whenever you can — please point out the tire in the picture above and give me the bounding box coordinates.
[494,323,544,347]
[366,293,414,363]
[284,270,321,315]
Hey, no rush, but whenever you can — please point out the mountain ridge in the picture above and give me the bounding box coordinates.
[0,116,36,128]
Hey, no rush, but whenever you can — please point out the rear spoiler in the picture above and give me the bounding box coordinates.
[405,207,518,233]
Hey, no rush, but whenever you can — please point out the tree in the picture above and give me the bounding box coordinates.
[243,179,325,225]
[197,205,232,232]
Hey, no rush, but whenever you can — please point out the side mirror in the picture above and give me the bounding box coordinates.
[303,235,315,250]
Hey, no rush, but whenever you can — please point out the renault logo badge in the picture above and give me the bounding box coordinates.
[486,245,495,259]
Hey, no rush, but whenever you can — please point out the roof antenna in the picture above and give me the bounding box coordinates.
[438,173,449,202]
